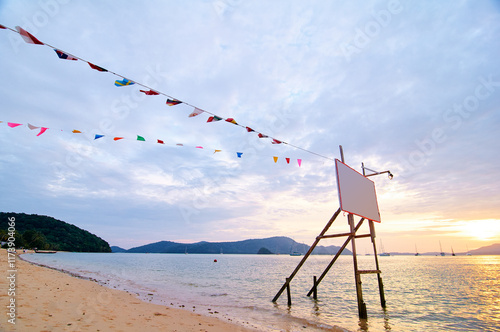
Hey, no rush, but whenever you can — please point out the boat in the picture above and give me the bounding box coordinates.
[379,240,390,256]
[415,244,420,256]
[290,252,302,256]
[466,245,472,256]
[451,247,456,256]
[35,250,56,254]
[439,241,445,256]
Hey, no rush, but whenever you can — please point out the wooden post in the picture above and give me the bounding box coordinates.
[349,213,367,319]
[313,276,318,300]
[272,208,341,303]
[286,278,292,306]
[306,218,364,296]
[369,220,386,308]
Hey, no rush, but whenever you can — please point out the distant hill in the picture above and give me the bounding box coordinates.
[470,243,500,255]
[0,212,111,252]
[124,236,351,255]
[110,246,127,253]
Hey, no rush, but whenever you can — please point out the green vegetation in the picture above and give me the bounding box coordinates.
[0,212,111,252]
[257,247,273,254]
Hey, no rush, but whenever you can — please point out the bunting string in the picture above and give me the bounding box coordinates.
[1,24,336,162]
[1,121,309,167]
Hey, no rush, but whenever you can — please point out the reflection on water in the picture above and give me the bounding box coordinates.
[23,254,500,332]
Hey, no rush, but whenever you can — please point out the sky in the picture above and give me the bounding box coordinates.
[1,0,499,253]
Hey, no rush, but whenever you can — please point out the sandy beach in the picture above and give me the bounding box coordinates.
[1,249,253,331]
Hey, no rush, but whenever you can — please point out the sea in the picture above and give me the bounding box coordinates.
[22,253,500,332]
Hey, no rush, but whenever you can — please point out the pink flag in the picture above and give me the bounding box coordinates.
[36,127,48,136]
[189,108,204,117]
[8,123,22,128]
[297,159,302,167]
[15,26,44,45]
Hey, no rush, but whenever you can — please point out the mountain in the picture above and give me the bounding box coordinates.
[125,236,351,255]
[470,243,500,255]
[0,212,111,252]
[111,246,127,253]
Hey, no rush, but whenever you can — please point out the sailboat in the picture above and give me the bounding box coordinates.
[439,241,445,256]
[466,245,472,256]
[379,240,390,256]
[451,247,456,256]
[414,244,420,256]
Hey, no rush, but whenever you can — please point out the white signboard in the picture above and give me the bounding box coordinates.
[335,159,381,222]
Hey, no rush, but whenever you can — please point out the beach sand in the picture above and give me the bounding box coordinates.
[1,249,253,331]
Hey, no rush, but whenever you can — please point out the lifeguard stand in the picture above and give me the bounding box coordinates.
[272,146,392,319]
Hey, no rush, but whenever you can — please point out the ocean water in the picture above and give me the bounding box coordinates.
[22,253,500,332]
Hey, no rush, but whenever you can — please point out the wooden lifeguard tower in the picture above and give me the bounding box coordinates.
[272,146,392,319]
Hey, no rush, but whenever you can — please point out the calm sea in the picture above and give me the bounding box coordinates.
[22,253,500,332]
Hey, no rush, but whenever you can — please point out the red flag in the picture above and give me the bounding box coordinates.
[88,62,108,72]
[36,127,48,136]
[246,127,255,132]
[286,158,290,164]
[157,139,164,144]
[225,118,238,124]
[15,26,44,45]
[272,139,282,144]
[258,133,268,138]
[140,90,160,95]
[113,137,124,141]
[0,24,7,29]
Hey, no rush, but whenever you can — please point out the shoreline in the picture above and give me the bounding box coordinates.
[1,249,255,331]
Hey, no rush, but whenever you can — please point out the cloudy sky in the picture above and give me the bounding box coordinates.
[1,0,499,253]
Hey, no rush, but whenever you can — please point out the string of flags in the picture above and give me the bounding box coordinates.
[0,24,335,163]
[1,121,303,166]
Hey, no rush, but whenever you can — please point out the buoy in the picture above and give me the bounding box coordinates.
[214,259,217,262]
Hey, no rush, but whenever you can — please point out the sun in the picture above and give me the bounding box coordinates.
[459,220,500,241]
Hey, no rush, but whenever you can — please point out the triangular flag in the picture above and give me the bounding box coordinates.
[27,123,39,130]
[207,116,223,122]
[214,149,222,154]
[286,158,290,164]
[246,127,255,132]
[114,137,124,141]
[273,156,278,163]
[0,24,6,29]
[72,129,82,133]
[297,159,302,167]
[36,127,48,136]
[114,78,135,87]
[8,123,22,128]
[196,146,203,149]
[139,89,159,95]
[166,99,182,106]
[237,152,243,158]
[94,134,104,140]
[15,26,44,45]
[137,135,145,141]
[258,133,268,138]
[157,139,164,144]
[88,62,108,72]
[272,139,282,144]
[176,143,184,146]
[189,108,204,117]
[225,118,238,124]
[54,49,77,60]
